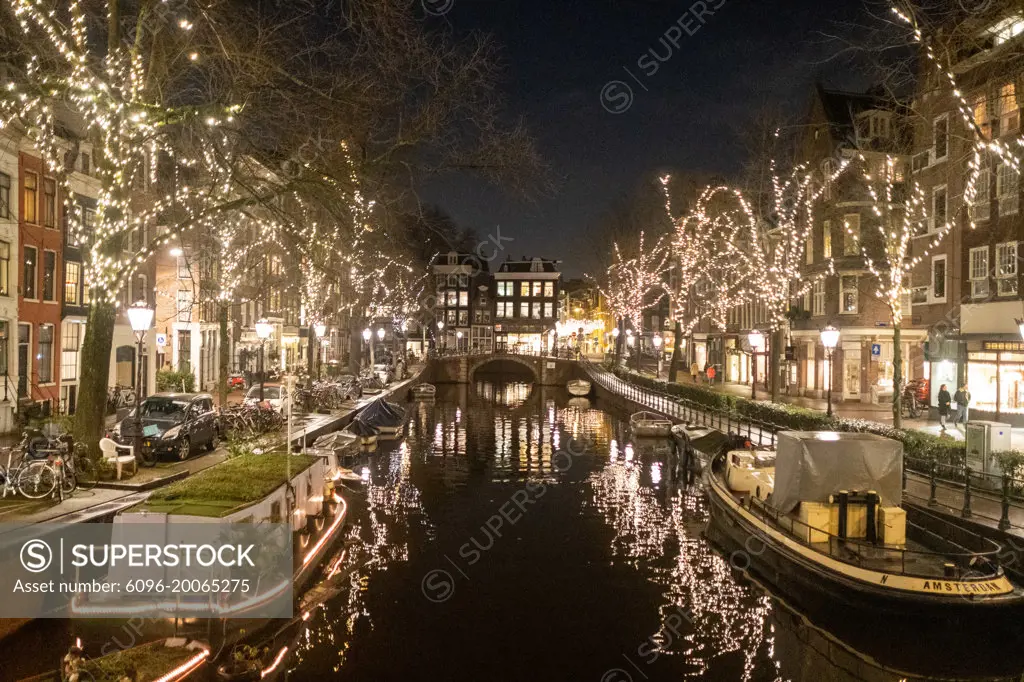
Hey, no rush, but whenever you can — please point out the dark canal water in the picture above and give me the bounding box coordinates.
[286,376,1023,682]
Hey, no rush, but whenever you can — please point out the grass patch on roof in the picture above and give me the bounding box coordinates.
[143,453,319,512]
[81,640,202,682]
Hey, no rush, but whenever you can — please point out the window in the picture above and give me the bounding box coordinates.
[802,288,811,312]
[998,163,1019,215]
[446,291,458,307]
[0,321,8,376]
[80,152,90,175]
[17,323,28,398]
[458,310,468,326]
[0,172,9,219]
[997,241,1018,296]
[519,282,530,297]
[446,309,456,324]
[64,261,80,304]
[932,255,947,301]
[1001,82,1019,133]
[822,221,831,258]
[806,231,813,264]
[532,281,543,297]
[840,275,858,313]
[177,255,190,280]
[497,301,513,318]
[23,172,37,223]
[843,214,860,255]
[177,290,191,322]
[972,168,992,222]
[932,186,947,231]
[61,323,80,381]
[970,246,990,298]
[973,95,991,139]
[42,178,55,227]
[42,250,55,301]
[23,246,37,299]
[177,329,191,373]
[267,255,282,276]
[812,280,825,316]
[458,291,468,307]
[543,302,554,318]
[531,303,541,319]
[497,281,512,297]
[933,115,948,160]
[131,273,147,305]
[0,241,9,297]
[519,302,529,318]
[543,281,554,297]
[37,324,53,383]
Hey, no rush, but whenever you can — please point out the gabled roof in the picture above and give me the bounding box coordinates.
[497,257,560,274]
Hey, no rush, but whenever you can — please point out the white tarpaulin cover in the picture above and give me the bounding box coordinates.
[770,431,903,515]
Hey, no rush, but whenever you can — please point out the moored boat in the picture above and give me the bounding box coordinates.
[411,383,436,400]
[356,398,406,440]
[629,410,672,437]
[567,379,591,396]
[705,430,1024,619]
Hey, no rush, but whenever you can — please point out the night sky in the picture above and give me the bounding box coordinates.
[423,0,874,276]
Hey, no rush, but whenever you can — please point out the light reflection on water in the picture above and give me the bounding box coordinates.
[287,380,1005,682]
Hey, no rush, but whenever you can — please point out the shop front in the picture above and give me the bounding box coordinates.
[965,341,1024,422]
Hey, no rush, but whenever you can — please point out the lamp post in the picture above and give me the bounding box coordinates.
[653,334,663,378]
[548,328,557,357]
[820,325,840,417]
[437,320,446,355]
[126,301,154,464]
[611,326,620,362]
[362,328,373,368]
[255,319,273,402]
[314,323,326,380]
[748,330,765,400]
[456,330,463,353]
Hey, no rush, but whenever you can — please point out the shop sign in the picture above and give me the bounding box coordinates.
[871,343,881,361]
[982,341,1024,352]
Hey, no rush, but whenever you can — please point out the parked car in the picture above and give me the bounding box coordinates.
[244,384,290,414]
[111,393,220,461]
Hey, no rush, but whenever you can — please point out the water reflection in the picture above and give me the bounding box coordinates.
[285,379,1018,681]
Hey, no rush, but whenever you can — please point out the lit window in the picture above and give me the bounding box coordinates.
[822,221,831,258]
[42,250,55,301]
[933,116,948,160]
[1001,83,1019,133]
[543,281,554,297]
[806,231,813,264]
[0,172,9,219]
[843,214,860,255]
[458,291,468,307]
[519,282,530,297]
[64,260,80,304]
[972,169,991,222]
[42,178,56,227]
[840,275,858,313]
[23,245,37,299]
[532,282,543,297]
[931,186,947,231]
[23,172,37,224]
[932,256,946,301]
[998,163,1019,215]
[519,302,529,318]
[973,96,991,139]
[37,324,53,383]
[812,280,825,316]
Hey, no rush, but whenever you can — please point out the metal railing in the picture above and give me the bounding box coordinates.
[906,454,1024,531]
[580,359,780,448]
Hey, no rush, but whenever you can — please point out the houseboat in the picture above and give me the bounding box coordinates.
[706,430,1024,619]
[567,379,591,397]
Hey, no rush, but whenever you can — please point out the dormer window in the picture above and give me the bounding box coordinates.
[988,15,1024,46]
[530,258,543,273]
[446,252,457,265]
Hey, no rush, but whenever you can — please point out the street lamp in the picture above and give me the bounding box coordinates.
[549,328,557,357]
[437,320,446,355]
[314,323,327,379]
[377,327,385,341]
[653,334,663,378]
[456,330,463,352]
[362,327,374,368]
[748,330,765,400]
[126,300,154,464]
[820,325,840,417]
[255,318,274,402]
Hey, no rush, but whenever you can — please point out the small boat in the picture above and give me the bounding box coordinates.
[567,379,591,396]
[346,418,378,450]
[705,430,1024,621]
[629,410,672,437]
[412,383,436,400]
[356,398,406,440]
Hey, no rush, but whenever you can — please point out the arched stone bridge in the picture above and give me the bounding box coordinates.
[427,352,585,385]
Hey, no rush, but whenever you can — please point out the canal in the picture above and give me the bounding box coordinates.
[286,375,1021,682]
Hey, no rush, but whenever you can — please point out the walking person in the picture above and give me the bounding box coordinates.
[953,384,971,431]
[937,383,951,431]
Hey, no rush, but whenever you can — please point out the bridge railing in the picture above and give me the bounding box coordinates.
[429,347,577,360]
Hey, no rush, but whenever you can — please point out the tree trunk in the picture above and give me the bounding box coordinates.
[770,328,782,402]
[668,320,682,383]
[307,327,316,380]
[73,303,117,456]
[218,305,229,408]
[892,320,902,429]
[349,318,363,374]
[614,318,624,366]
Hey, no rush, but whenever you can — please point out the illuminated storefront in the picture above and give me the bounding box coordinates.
[966,342,1024,416]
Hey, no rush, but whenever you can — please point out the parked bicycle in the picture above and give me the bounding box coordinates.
[0,433,96,500]
[107,384,137,412]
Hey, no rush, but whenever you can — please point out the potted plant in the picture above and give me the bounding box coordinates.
[217,636,267,682]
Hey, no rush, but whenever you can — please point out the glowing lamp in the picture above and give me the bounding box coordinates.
[126,300,154,333]
[747,330,765,351]
[314,323,327,337]
[255,319,274,340]
[377,328,385,341]
[820,325,840,350]
[652,334,662,349]
[362,328,372,342]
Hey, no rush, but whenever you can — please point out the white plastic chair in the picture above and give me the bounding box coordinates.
[99,438,137,480]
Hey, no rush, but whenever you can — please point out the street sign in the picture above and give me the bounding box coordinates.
[155,333,167,347]
[784,345,796,361]
[871,343,881,361]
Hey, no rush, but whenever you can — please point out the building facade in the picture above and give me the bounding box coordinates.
[493,257,561,353]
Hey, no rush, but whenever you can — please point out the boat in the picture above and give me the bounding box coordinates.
[411,383,436,400]
[356,398,406,440]
[705,430,1024,620]
[629,410,672,437]
[346,418,378,450]
[669,422,721,478]
[567,379,591,396]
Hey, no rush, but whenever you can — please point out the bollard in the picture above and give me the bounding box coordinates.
[999,473,1012,531]
[962,466,972,519]
[902,463,907,491]
[928,460,938,507]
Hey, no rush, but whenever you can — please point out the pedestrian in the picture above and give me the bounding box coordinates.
[953,384,971,430]
[937,383,951,431]
[690,362,700,384]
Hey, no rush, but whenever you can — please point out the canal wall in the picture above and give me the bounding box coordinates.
[425,355,584,387]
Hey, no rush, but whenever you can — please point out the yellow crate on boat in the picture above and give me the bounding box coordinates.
[878,506,906,546]
[797,502,831,544]
[846,503,868,539]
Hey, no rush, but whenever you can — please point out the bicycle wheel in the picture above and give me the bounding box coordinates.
[17,462,56,499]
[73,453,99,490]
